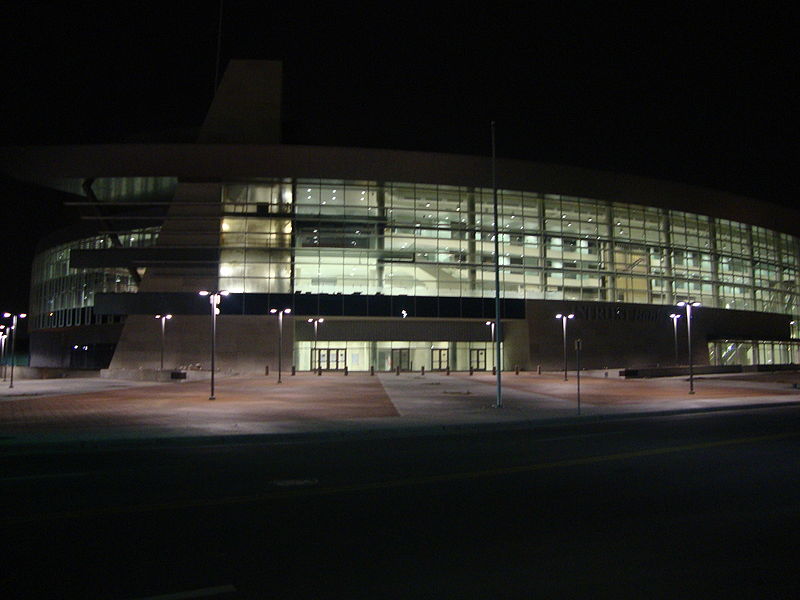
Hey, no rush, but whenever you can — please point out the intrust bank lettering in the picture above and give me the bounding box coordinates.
[575,305,663,322]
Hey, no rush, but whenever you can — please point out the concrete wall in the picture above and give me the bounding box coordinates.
[38,300,792,374]
[525,299,791,371]
[30,323,124,368]
[108,314,294,374]
[502,320,531,370]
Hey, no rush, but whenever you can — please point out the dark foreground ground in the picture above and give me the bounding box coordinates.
[2,404,800,599]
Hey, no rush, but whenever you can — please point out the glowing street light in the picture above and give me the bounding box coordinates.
[270,308,292,383]
[677,301,701,394]
[485,320,497,372]
[555,313,575,381]
[485,320,495,342]
[668,313,682,365]
[307,317,324,372]
[198,291,228,400]
[3,312,27,389]
[155,314,172,371]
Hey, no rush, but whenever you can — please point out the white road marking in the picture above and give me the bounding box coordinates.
[131,583,237,600]
[0,471,94,482]
[271,478,319,487]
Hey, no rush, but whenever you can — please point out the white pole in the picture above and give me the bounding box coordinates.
[277,311,283,383]
[562,316,568,381]
[9,315,18,389]
[491,121,502,408]
[210,295,217,400]
[687,303,694,394]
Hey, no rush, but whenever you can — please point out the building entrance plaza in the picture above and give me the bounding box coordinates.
[1,370,799,444]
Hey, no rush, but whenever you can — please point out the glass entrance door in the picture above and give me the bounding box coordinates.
[431,349,449,370]
[469,348,486,371]
[390,348,410,371]
[314,348,347,370]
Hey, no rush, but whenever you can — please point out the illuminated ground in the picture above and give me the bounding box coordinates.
[1,370,799,445]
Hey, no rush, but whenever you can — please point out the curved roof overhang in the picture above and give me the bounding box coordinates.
[1,143,797,237]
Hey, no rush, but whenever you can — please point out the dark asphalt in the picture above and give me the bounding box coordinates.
[3,406,800,598]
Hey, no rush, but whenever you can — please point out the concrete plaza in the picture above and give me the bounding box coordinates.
[1,370,799,449]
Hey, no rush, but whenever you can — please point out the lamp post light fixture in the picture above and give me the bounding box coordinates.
[198,291,228,400]
[485,320,496,372]
[307,317,324,372]
[668,313,682,365]
[270,308,292,383]
[555,313,575,381]
[3,312,27,389]
[155,314,172,371]
[677,301,701,394]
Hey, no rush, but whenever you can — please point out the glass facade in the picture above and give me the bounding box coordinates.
[709,340,800,366]
[217,180,800,317]
[29,227,160,329]
[29,177,800,371]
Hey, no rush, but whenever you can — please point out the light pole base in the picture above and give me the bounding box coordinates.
[209,395,216,401]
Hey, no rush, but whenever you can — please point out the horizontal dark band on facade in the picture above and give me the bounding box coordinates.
[93,292,525,320]
[70,248,221,268]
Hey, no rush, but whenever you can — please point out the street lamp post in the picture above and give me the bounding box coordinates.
[668,313,682,365]
[677,301,701,394]
[0,327,7,381]
[485,320,495,342]
[155,314,172,371]
[199,291,228,400]
[555,313,575,381]
[485,320,496,372]
[3,312,27,389]
[270,308,292,383]
[307,317,324,372]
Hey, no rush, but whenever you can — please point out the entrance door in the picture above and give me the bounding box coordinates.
[315,348,347,370]
[390,348,410,371]
[431,349,449,370]
[469,348,486,371]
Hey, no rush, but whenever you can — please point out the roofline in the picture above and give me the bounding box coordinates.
[2,143,797,236]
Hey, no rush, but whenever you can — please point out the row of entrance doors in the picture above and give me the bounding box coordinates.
[310,348,489,371]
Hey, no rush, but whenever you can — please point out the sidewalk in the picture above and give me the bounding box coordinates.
[1,371,799,450]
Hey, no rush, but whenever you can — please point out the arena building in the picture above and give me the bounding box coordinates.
[2,61,798,375]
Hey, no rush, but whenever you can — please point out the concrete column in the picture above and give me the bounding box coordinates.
[604,203,617,302]
[468,188,477,291]
[376,182,386,291]
[747,225,758,311]
[661,209,674,304]
[538,195,547,294]
[774,230,788,313]
[289,180,297,292]
[708,218,720,308]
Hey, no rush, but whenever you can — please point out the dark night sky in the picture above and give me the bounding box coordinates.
[0,2,797,312]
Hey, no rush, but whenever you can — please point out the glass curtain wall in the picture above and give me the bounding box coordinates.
[29,227,160,329]
[709,340,800,366]
[294,340,501,372]
[219,180,800,318]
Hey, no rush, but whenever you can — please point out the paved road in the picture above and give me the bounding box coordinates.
[3,405,800,598]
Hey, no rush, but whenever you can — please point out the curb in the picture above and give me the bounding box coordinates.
[2,399,799,457]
